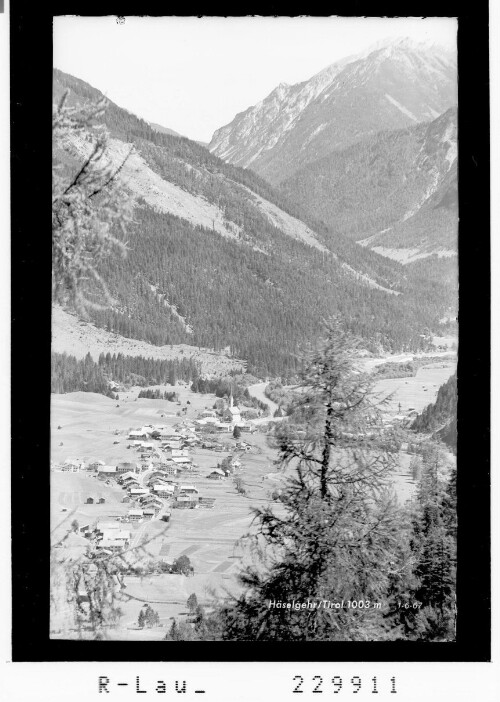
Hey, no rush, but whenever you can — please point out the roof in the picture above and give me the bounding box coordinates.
[128,509,144,516]
[120,471,137,480]
[117,463,137,471]
[101,530,130,541]
[172,456,191,463]
[98,466,117,473]
[96,521,120,531]
[180,485,198,492]
[130,488,148,494]
[99,539,124,548]
[210,469,225,476]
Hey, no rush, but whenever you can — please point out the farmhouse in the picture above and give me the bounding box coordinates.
[171,448,189,457]
[146,471,167,482]
[165,439,183,450]
[100,529,130,544]
[179,485,199,495]
[116,462,137,475]
[175,494,197,505]
[139,442,155,451]
[119,471,138,483]
[97,539,125,552]
[163,464,180,477]
[172,456,192,466]
[122,482,141,492]
[62,459,82,472]
[128,509,143,521]
[199,410,217,419]
[153,484,175,498]
[207,469,225,480]
[140,497,163,510]
[121,475,140,485]
[128,430,149,441]
[95,521,121,536]
[97,465,117,480]
[129,487,149,496]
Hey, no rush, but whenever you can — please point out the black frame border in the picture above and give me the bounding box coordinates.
[10,0,490,662]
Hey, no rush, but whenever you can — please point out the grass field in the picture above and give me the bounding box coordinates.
[372,361,456,415]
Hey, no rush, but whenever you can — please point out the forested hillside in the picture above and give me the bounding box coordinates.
[87,206,457,376]
[53,69,457,377]
[412,371,457,451]
[280,109,457,260]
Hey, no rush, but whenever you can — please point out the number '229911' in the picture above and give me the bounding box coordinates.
[292,675,397,694]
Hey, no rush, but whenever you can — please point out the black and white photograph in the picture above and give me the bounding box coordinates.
[47,14,465,644]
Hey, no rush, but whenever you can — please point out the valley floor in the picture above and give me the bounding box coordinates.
[50,357,456,640]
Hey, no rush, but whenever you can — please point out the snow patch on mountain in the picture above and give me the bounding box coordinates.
[303,123,327,148]
[340,262,400,295]
[241,187,329,252]
[384,93,418,121]
[371,246,457,264]
[442,121,457,169]
[401,167,441,222]
[148,284,194,334]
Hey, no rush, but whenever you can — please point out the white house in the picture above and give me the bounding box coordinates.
[179,485,199,495]
[153,483,175,495]
[172,456,191,465]
[129,487,149,496]
[128,509,144,521]
[128,430,149,441]
[172,448,189,457]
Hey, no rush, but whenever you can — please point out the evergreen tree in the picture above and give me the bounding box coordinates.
[410,446,456,640]
[187,593,198,613]
[52,90,134,313]
[215,319,408,641]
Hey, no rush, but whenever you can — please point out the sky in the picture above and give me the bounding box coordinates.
[53,16,457,143]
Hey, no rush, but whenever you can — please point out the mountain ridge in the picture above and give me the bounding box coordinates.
[209,38,457,186]
[280,107,457,262]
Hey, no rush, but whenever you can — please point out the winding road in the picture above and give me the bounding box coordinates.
[247,382,282,424]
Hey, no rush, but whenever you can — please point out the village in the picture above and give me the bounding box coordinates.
[52,392,262,549]
[50,384,291,638]
[50,355,457,638]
